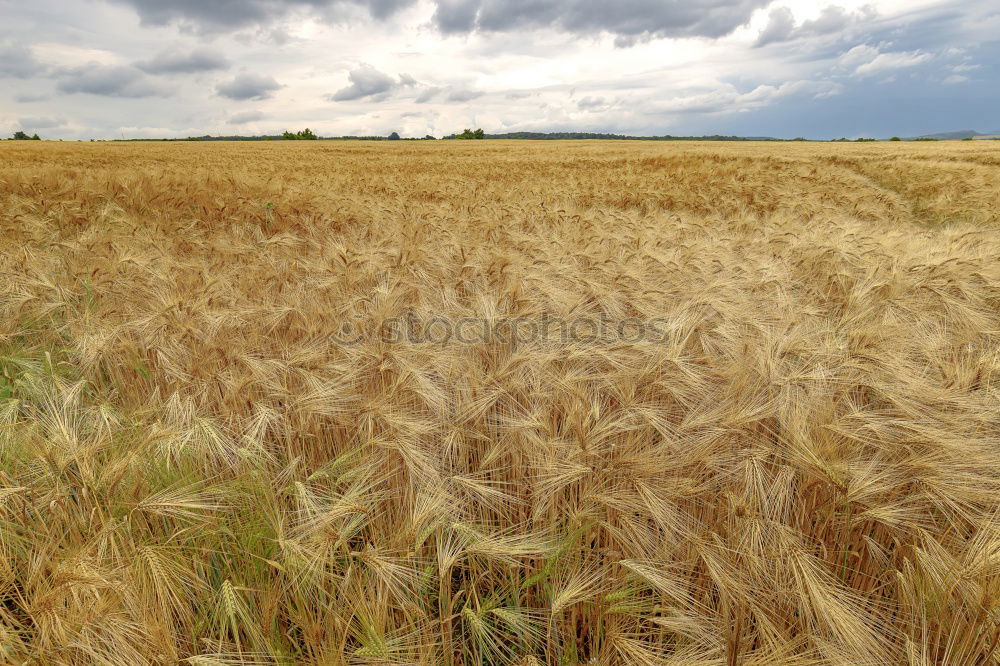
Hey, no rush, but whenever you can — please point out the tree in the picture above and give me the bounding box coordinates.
[387,131,400,141]
[889,137,901,141]
[282,128,317,140]
[447,128,485,140]
[423,135,436,140]
[11,131,40,140]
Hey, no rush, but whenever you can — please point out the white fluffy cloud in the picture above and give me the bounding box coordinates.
[841,46,934,77]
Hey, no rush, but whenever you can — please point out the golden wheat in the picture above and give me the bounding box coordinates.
[0,139,999,664]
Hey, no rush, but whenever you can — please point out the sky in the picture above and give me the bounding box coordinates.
[1,0,998,140]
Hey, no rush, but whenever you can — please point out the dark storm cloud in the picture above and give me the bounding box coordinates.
[329,64,407,101]
[110,0,412,30]
[431,0,771,39]
[110,0,768,40]
[216,73,282,100]
[56,64,166,98]
[433,0,480,33]
[0,43,47,79]
[706,48,1000,139]
[137,48,231,74]
[854,7,970,55]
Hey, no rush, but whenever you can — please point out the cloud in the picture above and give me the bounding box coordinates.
[755,5,877,47]
[415,86,443,103]
[755,7,795,47]
[746,79,843,103]
[0,43,47,79]
[446,88,484,102]
[577,96,606,110]
[111,0,412,31]
[137,48,231,74]
[18,116,66,130]
[56,64,166,97]
[432,0,770,40]
[802,6,856,34]
[228,110,268,123]
[852,49,933,77]
[216,73,282,100]
[433,0,481,33]
[5,0,999,141]
[110,0,768,41]
[329,64,407,101]
[838,44,880,68]
[641,79,843,117]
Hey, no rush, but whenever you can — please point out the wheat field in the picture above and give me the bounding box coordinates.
[1,140,999,665]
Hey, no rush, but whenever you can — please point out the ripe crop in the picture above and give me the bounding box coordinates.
[1,140,998,664]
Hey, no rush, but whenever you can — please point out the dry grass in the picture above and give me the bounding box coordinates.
[0,139,999,664]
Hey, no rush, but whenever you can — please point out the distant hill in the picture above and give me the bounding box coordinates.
[115,135,404,142]
[484,132,780,141]
[113,132,784,143]
[909,130,1000,140]
[107,130,1000,143]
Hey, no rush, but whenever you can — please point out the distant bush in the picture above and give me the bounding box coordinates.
[890,137,902,141]
[10,131,40,140]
